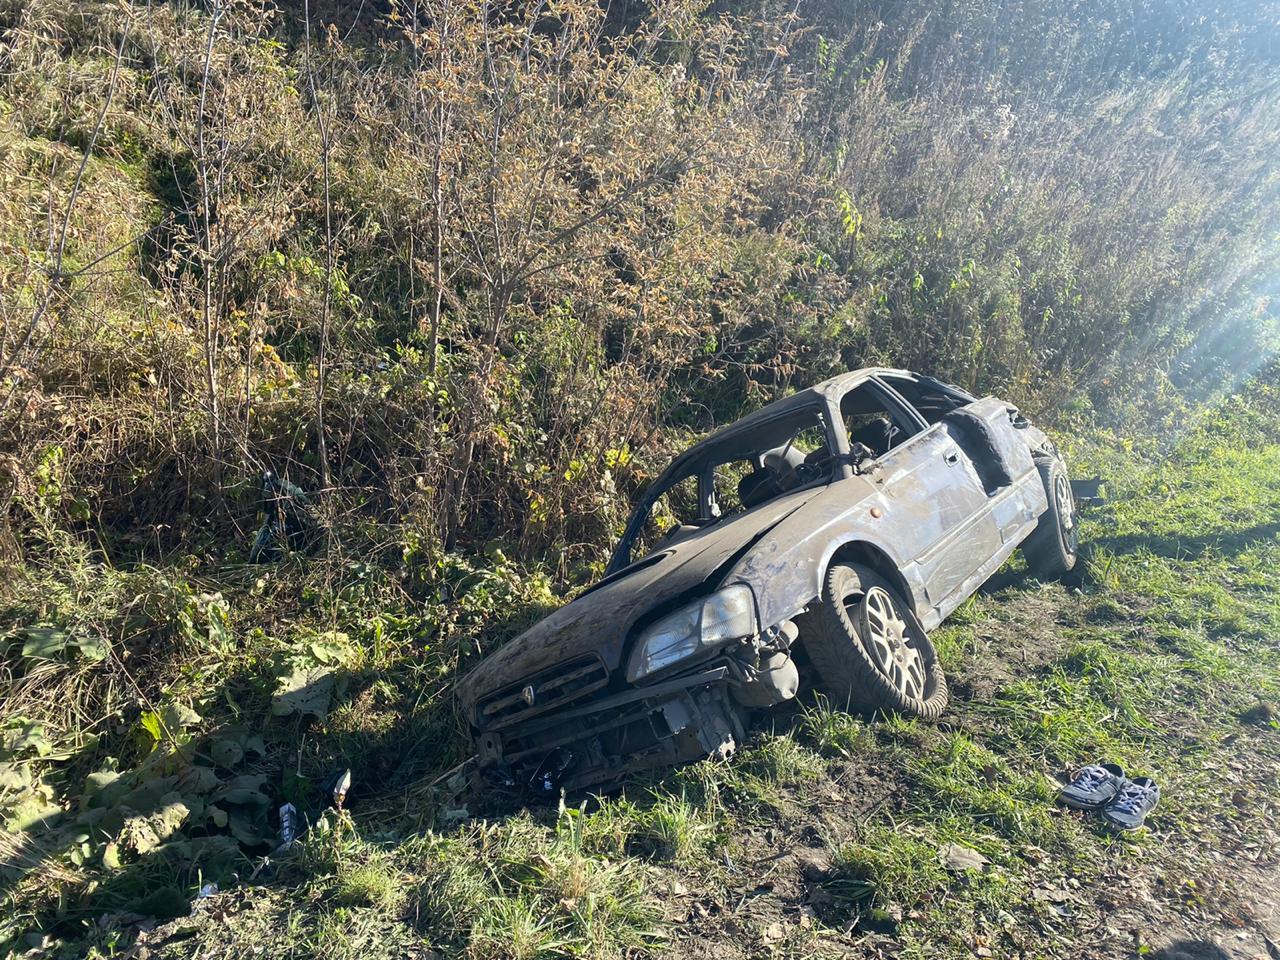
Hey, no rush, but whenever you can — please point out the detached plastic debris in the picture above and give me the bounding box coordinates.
[1068,477,1106,505]
[321,769,352,809]
[529,749,575,797]
[440,805,470,825]
[277,802,300,852]
[940,843,989,872]
[248,470,318,562]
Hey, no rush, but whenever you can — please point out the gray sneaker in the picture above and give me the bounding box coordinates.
[1058,762,1126,810]
[1101,776,1160,831]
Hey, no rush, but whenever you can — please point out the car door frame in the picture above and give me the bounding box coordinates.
[873,374,1049,621]
[847,376,1003,620]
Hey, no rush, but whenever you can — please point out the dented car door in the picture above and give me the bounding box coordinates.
[864,384,1002,618]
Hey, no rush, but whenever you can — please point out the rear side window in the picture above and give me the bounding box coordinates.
[877,374,973,425]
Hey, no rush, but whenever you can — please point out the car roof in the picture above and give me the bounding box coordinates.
[703,366,915,438]
[661,367,919,475]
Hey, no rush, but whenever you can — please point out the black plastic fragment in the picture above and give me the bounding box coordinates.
[249,470,317,562]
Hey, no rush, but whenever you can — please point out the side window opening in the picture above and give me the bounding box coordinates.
[840,382,923,459]
[715,411,834,515]
[878,375,972,425]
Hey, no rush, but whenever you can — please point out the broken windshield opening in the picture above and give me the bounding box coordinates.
[629,473,700,561]
[610,406,835,570]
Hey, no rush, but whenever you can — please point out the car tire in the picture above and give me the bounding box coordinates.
[802,563,948,719]
[1022,457,1078,577]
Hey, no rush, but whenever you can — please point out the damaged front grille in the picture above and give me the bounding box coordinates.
[485,682,746,795]
[476,654,609,730]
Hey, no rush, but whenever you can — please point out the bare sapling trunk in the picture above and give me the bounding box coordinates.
[303,0,333,499]
[0,12,133,413]
[196,0,227,498]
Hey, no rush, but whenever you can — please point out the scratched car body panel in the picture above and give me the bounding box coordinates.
[456,367,1076,796]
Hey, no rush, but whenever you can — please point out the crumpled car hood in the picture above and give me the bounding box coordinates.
[455,485,825,716]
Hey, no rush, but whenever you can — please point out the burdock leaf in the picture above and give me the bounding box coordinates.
[74,633,110,663]
[0,762,32,791]
[271,665,335,719]
[3,720,51,758]
[227,806,270,846]
[307,631,351,665]
[160,703,202,732]
[214,774,270,809]
[175,764,219,796]
[138,711,163,748]
[121,793,191,854]
[21,627,71,661]
[210,738,244,768]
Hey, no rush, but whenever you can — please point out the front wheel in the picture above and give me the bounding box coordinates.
[1023,458,1078,577]
[801,563,948,719]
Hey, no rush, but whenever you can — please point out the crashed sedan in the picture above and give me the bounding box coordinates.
[456,368,1079,796]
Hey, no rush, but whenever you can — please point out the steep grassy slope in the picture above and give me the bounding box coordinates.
[3,379,1277,959]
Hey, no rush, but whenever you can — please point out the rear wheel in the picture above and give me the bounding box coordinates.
[1023,458,1078,576]
[802,563,948,719]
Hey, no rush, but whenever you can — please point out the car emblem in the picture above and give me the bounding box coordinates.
[521,685,536,706]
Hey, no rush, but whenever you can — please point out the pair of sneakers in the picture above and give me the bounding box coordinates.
[1058,762,1160,831]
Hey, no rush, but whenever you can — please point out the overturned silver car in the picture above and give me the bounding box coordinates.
[456,368,1079,796]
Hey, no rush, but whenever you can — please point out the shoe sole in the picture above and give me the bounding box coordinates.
[1102,809,1155,832]
[1102,818,1145,831]
[1058,793,1115,810]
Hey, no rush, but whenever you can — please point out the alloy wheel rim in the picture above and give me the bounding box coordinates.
[1055,473,1078,554]
[851,585,926,700]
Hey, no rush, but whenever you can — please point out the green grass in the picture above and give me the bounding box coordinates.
[831,826,952,909]
[4,383,1280,958]
[800,694,872,758]
[334,861,404,911]
[737,733,825,787]
[631,791,715,863]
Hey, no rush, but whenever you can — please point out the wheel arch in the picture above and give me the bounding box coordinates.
[824,539,919,617]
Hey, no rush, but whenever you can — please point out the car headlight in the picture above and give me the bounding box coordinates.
[626,584,757,682]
